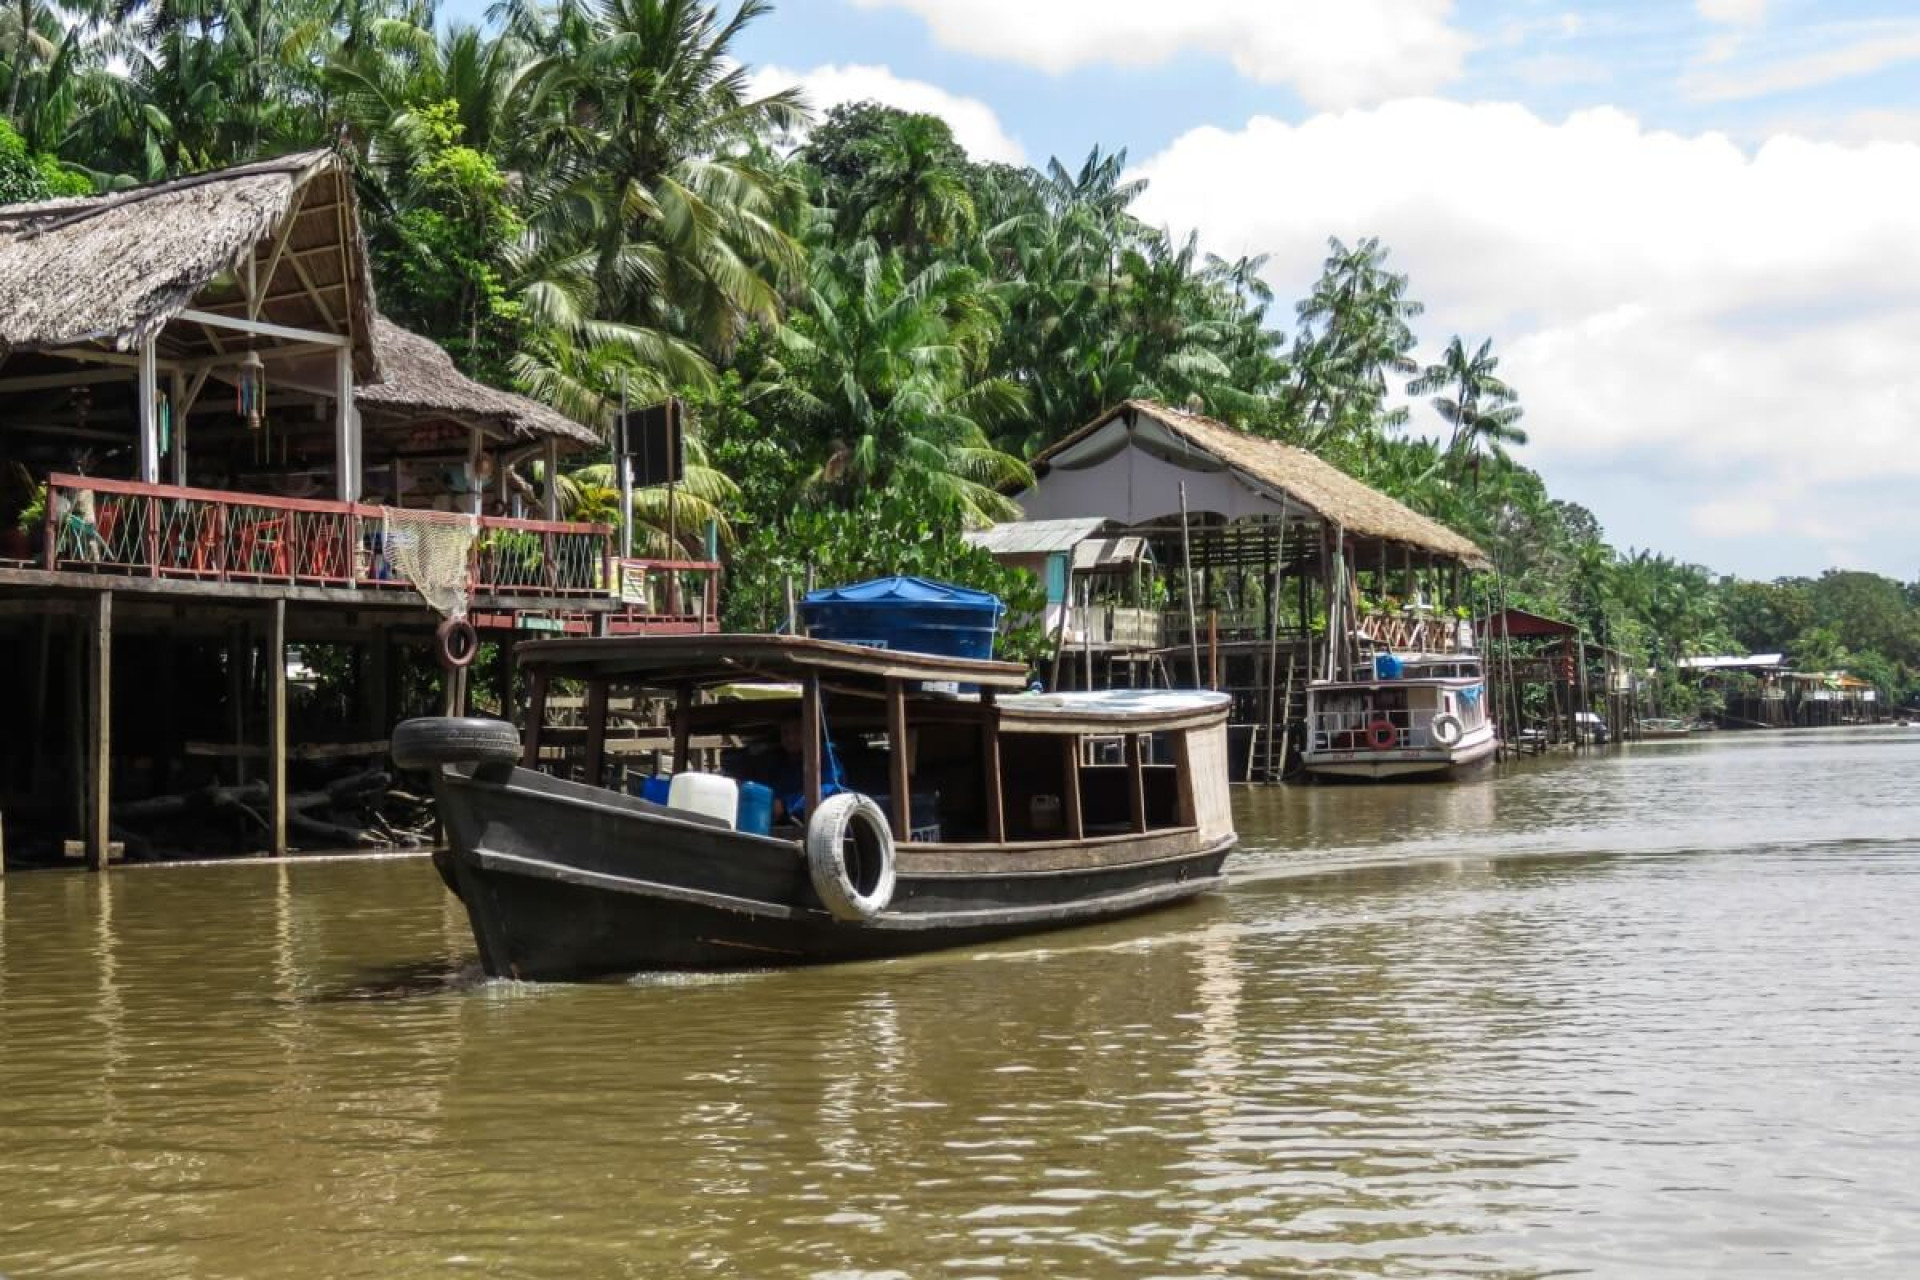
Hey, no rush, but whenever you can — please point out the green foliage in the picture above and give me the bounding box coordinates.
[0,117,81,200]
[720,489,1049,669]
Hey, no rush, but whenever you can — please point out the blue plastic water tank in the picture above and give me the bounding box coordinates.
[637,774,672,806]
[1373,653,1405,680]
[736,781,775,836]
[801,576,1004,660]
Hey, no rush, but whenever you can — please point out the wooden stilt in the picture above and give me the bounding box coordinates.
[359,626,389,739]
[85,591,112,871]
[266,598,288,857]
[672,681,694,774]
[227,621,249,787]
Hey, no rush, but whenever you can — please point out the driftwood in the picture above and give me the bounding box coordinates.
[112,768,422,852]
[116,769,390,820]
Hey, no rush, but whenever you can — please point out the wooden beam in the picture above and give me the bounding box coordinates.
[266,598,288,856]
[168,367,187,486]
[85,591,112,871]
[335,346,357,502]
[1061,736,1084,839]
[252,190,305,321]
[521,669,548,767]
[1125,732,1148,834]
[981,704,1005,842]
[802,674,823,815]
[543,437,561,522]
[0,367,132,394]
[45,346,185,371]
[288,254,340,330]
[886,678,910,840]
[583,680,609,786]
[178,308,349,348]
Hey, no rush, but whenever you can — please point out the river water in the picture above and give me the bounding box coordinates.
[3,728,1918,1278]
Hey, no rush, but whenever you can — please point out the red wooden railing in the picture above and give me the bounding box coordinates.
[34,474,672,608]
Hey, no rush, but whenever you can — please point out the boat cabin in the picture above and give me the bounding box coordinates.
[514,634,1234,850]
[1308,654,1490,754]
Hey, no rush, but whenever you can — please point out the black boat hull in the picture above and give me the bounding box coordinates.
[433,764,1233,979]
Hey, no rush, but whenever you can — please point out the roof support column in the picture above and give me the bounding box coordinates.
[168,368,187,486]
[136,339,159,485]
[543,437,561,522]
[334,346,358,502]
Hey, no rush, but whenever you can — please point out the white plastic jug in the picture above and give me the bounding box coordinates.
[668,771,738,830]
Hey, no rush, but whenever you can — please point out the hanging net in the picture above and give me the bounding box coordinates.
[381,507,478,619]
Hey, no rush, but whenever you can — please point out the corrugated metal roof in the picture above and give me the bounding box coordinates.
[1073,535,1149,571]
[1678,653,1786,670]
[964,517,1114,556]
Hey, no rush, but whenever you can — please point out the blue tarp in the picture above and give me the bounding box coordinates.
[803,575,1003,611]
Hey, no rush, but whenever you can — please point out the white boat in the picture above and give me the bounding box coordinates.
[1301,654,1498,781]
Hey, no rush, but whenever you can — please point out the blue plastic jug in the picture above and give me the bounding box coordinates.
[736,781,775,836]
[639,774,671,806]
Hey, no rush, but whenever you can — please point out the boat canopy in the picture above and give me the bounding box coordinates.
[995,689,1231,734]
[514,633,1032,692]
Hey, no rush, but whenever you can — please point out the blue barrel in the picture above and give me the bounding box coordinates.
[736,781,775,836]
[801,576,1004,660]
[638,774,672,806]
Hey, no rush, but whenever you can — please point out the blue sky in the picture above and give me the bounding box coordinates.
[442,0,1920,581]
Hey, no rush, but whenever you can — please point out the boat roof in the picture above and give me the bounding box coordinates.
[996,688,1231,733]
[515,632,1033,691]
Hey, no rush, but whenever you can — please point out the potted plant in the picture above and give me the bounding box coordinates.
[2,482,45,559]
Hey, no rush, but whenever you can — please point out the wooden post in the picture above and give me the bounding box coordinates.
[169,368,188,487]
[1207,608,1219,690]
[227,621,249,786]
[85,591,112,871]
[1061,736,1084,839]
[359,627,389,739]
[266,598,287,856]
[583,680,609,786]
[543,437,560,522]
[1125,731,1147,834]
[136,339,159,484]
[672,681,694,773]
[886,678,911,841]
[497,637,518,722]
[1179,482,1201,687]
[521,670,548,768]
[801,674,823,815]
[980,701,1005,842]
[465,427,484,518]
[335,346,357,502]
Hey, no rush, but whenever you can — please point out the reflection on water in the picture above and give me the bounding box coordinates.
[3,728,1920,1277]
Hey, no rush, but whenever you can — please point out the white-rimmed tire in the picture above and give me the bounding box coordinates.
[805,793,897,922]
[392,717,521,770]
[1429,713,1465,748]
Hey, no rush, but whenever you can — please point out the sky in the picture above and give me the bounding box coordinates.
[444,0,1920,581]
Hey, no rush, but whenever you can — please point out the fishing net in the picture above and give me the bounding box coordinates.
[381,507,478,619]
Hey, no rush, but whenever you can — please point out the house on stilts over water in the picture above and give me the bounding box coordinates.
[968,400,1495,782]
[0,149,719,871]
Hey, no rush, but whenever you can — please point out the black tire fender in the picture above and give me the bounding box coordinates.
[392,716,521,771]
[804,792,897,922]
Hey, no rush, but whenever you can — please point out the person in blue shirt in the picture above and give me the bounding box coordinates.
[765,718,845,823]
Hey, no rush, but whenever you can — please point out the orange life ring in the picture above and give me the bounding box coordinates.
[1365,717,1399,751]
[435,617,479,670]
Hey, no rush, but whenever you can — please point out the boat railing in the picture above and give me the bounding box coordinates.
[1356,610,1476,654]
[1309,706,1439,752]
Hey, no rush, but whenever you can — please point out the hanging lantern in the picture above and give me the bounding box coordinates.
[237,350,266,430]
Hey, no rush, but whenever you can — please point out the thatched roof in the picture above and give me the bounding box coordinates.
[1029,400,1489,568]
[358,316,599,450]
[0,149,380,379]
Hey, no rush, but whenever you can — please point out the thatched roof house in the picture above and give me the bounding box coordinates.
[1019,400,1489,569]
[358,317,598,450]
[0,149,381,380]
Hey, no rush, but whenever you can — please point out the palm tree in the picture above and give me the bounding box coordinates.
[852,111,976,256]
[1287,236,1424,447]
[1408,335,1528,484]
[761,238,1031,526]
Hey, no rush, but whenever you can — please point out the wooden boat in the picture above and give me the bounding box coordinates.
[1635,717,1693,741]
[1300,653,1498,781]
[399,634,1236,980]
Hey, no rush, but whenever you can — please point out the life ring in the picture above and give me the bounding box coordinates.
[805,792,897,922]
[435,617,479,670]
[1365,717,1399,751]
[1430,713,1465,748]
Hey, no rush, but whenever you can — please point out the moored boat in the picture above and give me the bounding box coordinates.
[1300,653,1498,781]
[401,634,1236,980]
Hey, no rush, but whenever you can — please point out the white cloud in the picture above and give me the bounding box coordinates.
[1128,100,1920,575]
[848,0,1471,110]
[1682,23,1920,101]
[747,62,1026,164]
[1697,0,1766,27]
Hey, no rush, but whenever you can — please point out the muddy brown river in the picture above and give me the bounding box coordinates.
[3,727,1918,1277]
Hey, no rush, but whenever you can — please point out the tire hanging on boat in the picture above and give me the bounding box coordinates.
[1429,713,1465,748]
[805,792,897,922]
[1366,717,1399,751]
[392,716,522,770]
